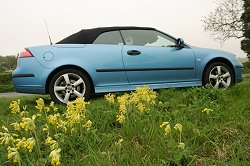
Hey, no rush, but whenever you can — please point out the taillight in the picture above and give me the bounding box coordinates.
[19,48,34,58]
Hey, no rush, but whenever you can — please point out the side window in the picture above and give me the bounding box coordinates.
[120,30,176,47]
[93,31,124,45]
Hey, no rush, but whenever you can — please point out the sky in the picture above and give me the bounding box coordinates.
[0,0,247,58]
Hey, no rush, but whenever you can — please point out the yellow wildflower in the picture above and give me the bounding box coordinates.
[54,133,62,139]
[35,98,44,111]
[115,138,123,148]
[164,124,171,136]
[42,124,49,133]
[23,137,36,152]
[9,100,20,114]
[50,101,58,112]
[11,122,21,131]
[23,105,27,111]
[118,102,126,115]
[67,102,74,112]
[105,93,116,104]
[116,114,125,124]
[44,106,50,113]
[74,97,87,112]
[160,122,171,136]
[32,115,37,120]
[0,133,14,145]
[45,136,58,150]
[20,118,36,131]
[116,94,129,124]
[160,121,168,128]
[45,136,54,144]
[48,114,61,125]
[66,98,88,126]
[36,113,42,117]
[178,142,185,149]
[174,123,182,132]
[49,148,61,166]
[7,146,21,164]
[56,120,68,133]
[67,113,81,125]
[202,108,214,114]
[137,103,145,113]
[132,86,157,106]
[126,86,157,114]
[83,120,92,130]
[15,137,26,149]
[2,126,9,132]
[20,111,28,117]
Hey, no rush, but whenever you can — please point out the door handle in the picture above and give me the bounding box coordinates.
[127,50,141,56]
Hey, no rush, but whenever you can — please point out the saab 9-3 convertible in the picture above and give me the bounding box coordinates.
[12,26,244,104]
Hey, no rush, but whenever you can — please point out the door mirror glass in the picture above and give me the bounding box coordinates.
[176,38,185,48]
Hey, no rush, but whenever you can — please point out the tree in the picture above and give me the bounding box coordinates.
[0,55,17,72]
[241,0,250,59]
[202,0,244,43]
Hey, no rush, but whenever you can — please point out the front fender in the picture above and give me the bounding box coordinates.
[191,46,242,82]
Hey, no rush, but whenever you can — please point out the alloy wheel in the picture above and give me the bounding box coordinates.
[53,73,86,103]
[208,65,231,89]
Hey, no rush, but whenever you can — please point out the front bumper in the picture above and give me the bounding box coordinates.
[234,65,244,83]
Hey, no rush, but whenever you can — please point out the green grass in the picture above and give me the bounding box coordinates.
[243,68,250,74]
[0,78,250,165]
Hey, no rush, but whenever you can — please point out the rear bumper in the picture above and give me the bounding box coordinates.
[12,76,46,94]
[12,57,52,94]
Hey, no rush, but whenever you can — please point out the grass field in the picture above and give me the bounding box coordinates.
[243,68,250,74]
[0,78,250,165]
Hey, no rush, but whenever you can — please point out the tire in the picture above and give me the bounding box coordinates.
[49,69,91,104]
[203,62,235,89]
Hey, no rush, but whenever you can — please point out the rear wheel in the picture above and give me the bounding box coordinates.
[203,62,234,89]
[49,69,91,104]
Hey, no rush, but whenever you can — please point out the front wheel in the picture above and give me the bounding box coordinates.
[203,62,234,89]
[49,69,91,104]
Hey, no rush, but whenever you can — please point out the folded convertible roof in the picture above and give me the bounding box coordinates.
[56,26,155,44]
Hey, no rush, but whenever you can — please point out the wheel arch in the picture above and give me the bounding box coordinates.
[202,57,235,85]
[45,65,95,94]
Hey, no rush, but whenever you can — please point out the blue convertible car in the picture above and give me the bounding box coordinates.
[12,26,244,104]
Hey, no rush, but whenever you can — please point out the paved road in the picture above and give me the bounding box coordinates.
[244,73,250,77]
[0,92,36,98]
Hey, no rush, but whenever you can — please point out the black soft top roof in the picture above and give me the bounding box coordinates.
[57,26,156,44]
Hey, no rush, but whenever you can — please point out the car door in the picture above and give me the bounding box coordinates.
[120,30,196,85]
[88,30,129,87]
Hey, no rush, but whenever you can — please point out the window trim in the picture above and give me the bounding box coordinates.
[118,31,126,45]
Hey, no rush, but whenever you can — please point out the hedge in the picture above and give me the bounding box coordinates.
[0,73,12,85]
[243,61,250,69]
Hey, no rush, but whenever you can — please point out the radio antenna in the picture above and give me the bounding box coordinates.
[44,19,53,45]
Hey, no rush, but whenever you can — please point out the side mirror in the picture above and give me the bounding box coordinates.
[176,38,185,48]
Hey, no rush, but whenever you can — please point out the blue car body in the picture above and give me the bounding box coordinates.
[12,26,243,103]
